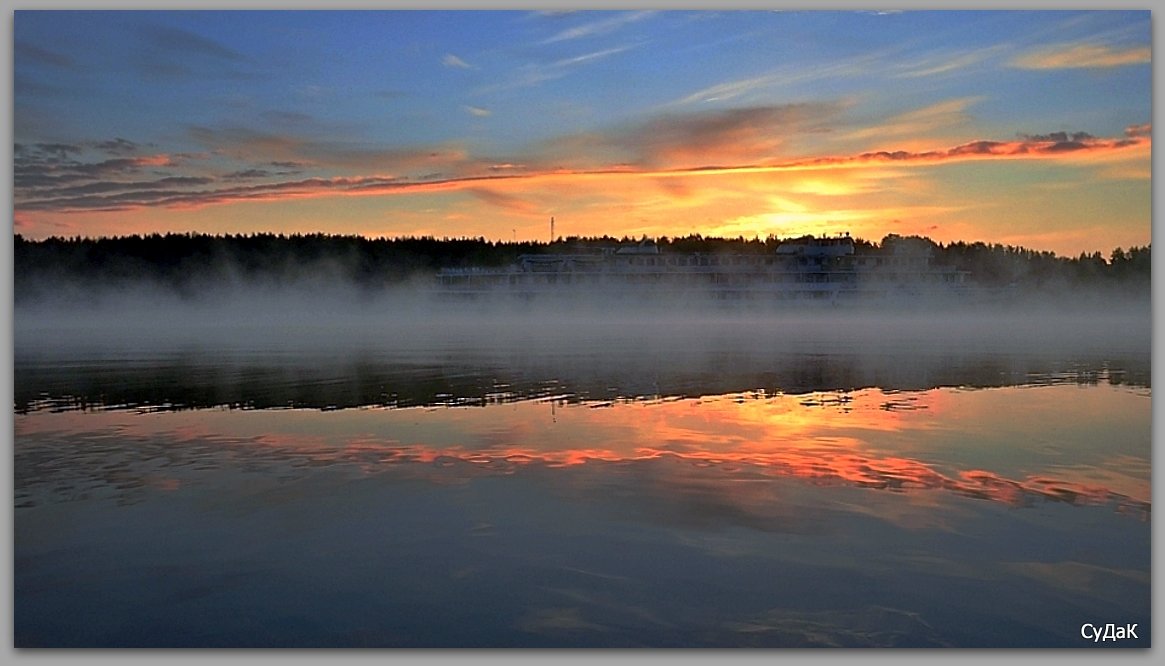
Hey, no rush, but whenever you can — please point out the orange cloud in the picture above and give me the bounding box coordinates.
[1011,42,1151,70]
[547,101,848,169]
[1124,123,1151,138]
[842,97,983,142]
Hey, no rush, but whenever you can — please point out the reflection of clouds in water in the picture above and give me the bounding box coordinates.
[578,458,819,535]
[14,416,1149,520]
[517,607,608,635]
[1040,456,1151,504]
[13,406,1151,647]
[516,586,677,643]
[718,605,952,647]
[14,376,1149,536]
[1002,561,1150,599]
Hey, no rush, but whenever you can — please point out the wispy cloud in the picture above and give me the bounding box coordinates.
[186,124,471,172]
[672,73,781,106]
[669,52,886,107]
[600,102,848,168]
[187,125,307,164]
[442,53,474,69]
[15,41,77,69]
[474,45,635,95]
[136,23,248,62]
[94,138,144,155]
[844,97,983,141]
[15,73,71,98]
[539,10,654,44]
[14,142,183,190]
[15,175,400,212]
[894,46,1006,78]
[467,187,542,215]
[521,101,845,172]
[1011,42,1150,69]
[130,22,256,81]
[553,45,634,67]
[465,105,491,117]
[529,10,577,19]
[1125,123,1151,138]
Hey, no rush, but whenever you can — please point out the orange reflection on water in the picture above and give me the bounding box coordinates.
[14,385,1150,516]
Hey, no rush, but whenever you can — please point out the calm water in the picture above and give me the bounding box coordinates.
[13,305,1152,647]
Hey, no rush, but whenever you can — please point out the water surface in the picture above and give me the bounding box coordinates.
[13,305,1151,647]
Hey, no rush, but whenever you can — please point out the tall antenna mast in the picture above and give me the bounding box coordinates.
[550,216,555,244]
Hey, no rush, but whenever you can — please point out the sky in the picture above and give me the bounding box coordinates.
[12,9,1153,256]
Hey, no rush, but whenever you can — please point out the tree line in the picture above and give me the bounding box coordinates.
[13,231,1150,302]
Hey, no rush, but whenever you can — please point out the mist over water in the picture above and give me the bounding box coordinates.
[15,273,1150,351]
[15,275,1149,410]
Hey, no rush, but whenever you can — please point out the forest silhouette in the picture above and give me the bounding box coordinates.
[13,231,1149,303]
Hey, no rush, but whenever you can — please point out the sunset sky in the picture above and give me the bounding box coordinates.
[13,9,1152,256]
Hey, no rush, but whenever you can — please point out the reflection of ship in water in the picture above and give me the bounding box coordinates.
[437,234,971,301]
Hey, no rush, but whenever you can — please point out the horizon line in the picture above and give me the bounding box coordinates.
[14,229,1150,259]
